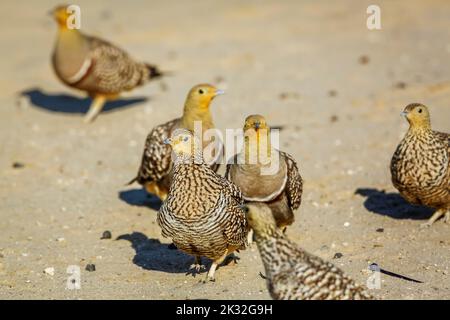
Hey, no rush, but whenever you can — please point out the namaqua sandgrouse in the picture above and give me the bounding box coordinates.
[50,5,164,122]
[225,115,303,231]
[157,130,248,281]
[128,84,224,201]
[244,203,372,300]
[391,103,449,227]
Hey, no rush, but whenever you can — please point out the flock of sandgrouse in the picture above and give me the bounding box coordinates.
[49,5,449,300]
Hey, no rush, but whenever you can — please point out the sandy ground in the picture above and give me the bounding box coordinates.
[0,0,449,300]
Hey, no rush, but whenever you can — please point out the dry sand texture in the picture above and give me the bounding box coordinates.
[0,0,449,299]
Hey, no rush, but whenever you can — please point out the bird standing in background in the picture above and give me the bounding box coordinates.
[225,115,303,232]
[50,5,164,122]
[391,103,449,227]
[244,203,372,300]
[158,131,248,281]
[128,84,224,201]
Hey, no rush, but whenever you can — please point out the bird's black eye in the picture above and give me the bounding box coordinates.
[198,89,204,94]
[418,108,422,113]
[243,206,249,213]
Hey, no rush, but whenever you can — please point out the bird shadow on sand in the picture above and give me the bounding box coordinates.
[355,188,433,220]
[20,88,147,114]
[118,188,162,211]
[117,232,201,274]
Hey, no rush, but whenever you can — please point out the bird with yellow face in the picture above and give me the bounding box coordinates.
[391,103,450,227]
[225,114,303,237]
[129,84,224,201]
[50,4,164,122]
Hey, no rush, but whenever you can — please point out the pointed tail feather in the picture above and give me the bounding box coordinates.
[145,64,173,80]
[125,176,138,186]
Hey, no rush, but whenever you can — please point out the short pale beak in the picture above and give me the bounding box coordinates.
[163,138,171,145]
[215,89,225,96]
[400,111,408,117]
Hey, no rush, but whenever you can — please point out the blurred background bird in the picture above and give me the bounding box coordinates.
[50,4,165,123]
[225,114,303,237]
[128,84,224,201]
[244,203,372,300]
[390,103,449,227]
[157,131,248,281]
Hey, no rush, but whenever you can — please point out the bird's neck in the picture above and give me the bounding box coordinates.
[173,151,204,166]
[406,123,432,138]
[181,103,214,132]
[242,132,274,166]
[57,26,83,40]
[55,27,85,54]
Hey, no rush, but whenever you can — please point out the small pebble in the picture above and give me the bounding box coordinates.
[395,81,407,89]
[376,228,384,233]
[344,222,350,227]
[328,90,338,97]
[359,55,370,65]
[44,267,55,276]
[330,115,339,123]
[100,231,112,240]
[279,92,300,100]
[56,237,65,242]
[12,162,25,169]
[333,252,343,259]
[85,264,96,272]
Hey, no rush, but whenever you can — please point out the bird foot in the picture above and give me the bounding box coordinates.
[420,209,446,228]
[186,263,205,277]
[444,211,450,223]
[201,275,216,283]
[420,222,432,229]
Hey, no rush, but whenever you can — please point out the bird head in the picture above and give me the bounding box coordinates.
[401,103,431,129]
[185,84,224,111]
[242,203,277,238]
[244,114,269,133]
[164,129,201,160]
[50,5,71,27]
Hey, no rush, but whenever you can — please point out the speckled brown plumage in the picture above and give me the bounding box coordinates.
[225,115,303,229]
[244,203,372,300]
[391,103,450,226]
[158,131,248,281]
[50,5,163,122]
[129,84,224,201]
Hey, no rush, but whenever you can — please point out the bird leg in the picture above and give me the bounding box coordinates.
[444,210,450,223]
[84,95,107,123]
[420,208,446,228]
[247,229,254,246]
[205,249,229,282]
